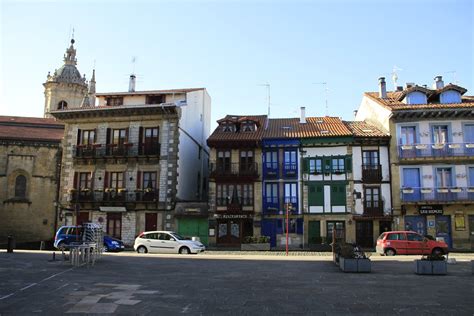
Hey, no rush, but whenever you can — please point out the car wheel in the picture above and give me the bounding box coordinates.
[385,248,396,256]
[137,246,148,254]
[432,248,444,256]
[179,246,191,254]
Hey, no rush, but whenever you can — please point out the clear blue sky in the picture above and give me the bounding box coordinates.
[1,0,473,128]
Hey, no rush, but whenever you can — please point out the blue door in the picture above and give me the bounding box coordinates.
[402,168,421,202]
[435,215,452,248]
[261,219,276,247]
[404,216,426,236]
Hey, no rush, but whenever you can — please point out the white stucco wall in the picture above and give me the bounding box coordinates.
[355,96,392,133]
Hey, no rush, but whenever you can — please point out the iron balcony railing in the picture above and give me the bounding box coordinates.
[74,143,161,159]
[262,196,299,214]
[69,189,159,203]
[209,162,259,178]
[400,186,474,203]
[362,164,383,182]
[398,142,474,159]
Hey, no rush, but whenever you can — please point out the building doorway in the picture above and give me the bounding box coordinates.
[356,221,374,248]
[145,213,158,231]
[107,212,122,239]
[77,211,90,226]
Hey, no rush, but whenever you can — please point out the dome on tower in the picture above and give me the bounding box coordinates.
[45,38,87,86]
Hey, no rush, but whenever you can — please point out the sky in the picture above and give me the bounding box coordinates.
[1,0,473,130]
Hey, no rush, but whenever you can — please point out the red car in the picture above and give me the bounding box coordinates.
[376,231,448,256]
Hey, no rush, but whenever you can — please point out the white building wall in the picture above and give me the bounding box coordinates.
[380,146,390,181]
[352,146,362,181]
[355,96,392,133]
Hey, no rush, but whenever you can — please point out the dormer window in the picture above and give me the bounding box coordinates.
[405,91,427,105]
[106,97,123,106]
[221,123,236,132]
[440,90,461,104]
[57,100,68,110]
[241,121,256,132]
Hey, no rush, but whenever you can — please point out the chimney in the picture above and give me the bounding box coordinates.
[129,74,136,92]
[353,110,358,118]
[300,106,306,124]
[433,75,444,89]
[378,77,387,98]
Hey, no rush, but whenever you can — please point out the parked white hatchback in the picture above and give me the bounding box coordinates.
[134,231,205,254]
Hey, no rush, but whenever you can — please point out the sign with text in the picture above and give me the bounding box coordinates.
[419,205,443,215]
[214,214,253,219]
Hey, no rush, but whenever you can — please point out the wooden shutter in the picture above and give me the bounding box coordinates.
[104,172,109,188]
[137,171,142,189]
[73,172,79,189]
[138,127,143,154]
[345,156,352,173]
[106,128,111,144]
[93,128,97,143]
[125,128,129,142]
[90,171,95,190]
[76,129,82,145]
[303,158,308,173]
[296,218,303,234]
[331,184,346,206]
[123,172,127,189]
[308,183,324,206]
[324,157,331,173]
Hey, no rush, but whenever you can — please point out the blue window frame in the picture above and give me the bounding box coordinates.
[283,149,297,177]
[264,183,279,213]
[284,182,298,214]
[264,150,278,178]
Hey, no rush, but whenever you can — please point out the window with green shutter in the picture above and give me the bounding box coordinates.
[330,183,346,206]
[308,183,324,206]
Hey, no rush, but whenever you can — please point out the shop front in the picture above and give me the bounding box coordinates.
[215,213,253,247]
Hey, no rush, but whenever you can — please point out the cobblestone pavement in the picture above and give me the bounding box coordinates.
[0,250,473,315]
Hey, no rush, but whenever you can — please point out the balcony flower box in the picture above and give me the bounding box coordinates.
[448,144,460,149]
[465,144,474,148]
[401,145,413,150]
[402,188,414,194]
[450,187,462,193]
[144,188,154,193]
[123,142,133,147]
[415,144,428,150]
[94,188,103,192]
[92,143,102,148]
[118,188,127,193]
[467,187,474,193]
[432,144,445,150]
[436,188,449,193]
[104,188,115,193]
[68,188,77,193]
[80,188,90,192]
[421,188,432,194]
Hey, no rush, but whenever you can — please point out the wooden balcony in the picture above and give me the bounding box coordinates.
[362,164,382,182]
[209,162,259,180]
[69,189,159,205]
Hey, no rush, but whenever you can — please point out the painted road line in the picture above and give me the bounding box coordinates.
[19,283,37,291]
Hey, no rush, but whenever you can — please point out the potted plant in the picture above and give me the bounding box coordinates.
[450,187,462,193]
[468,187,474,193]
[415,144,428,150]
[401,145,413,150]
[241,236,271,251]
[432,144,445,150]
[437,187,449,193]
[337,243,371,273]
[415,252,447,275]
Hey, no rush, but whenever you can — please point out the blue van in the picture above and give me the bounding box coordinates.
[54,225,125,252]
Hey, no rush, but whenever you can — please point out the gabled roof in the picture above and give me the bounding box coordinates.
[264,117,352,139]
[343,121,389,138]
[0,116,63,142]
[365,91,474,111]
[207,115,267,144]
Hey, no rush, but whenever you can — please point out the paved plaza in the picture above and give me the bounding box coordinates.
[0,250,473,315]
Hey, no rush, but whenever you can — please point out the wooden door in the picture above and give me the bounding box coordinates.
[145,213,158,231]
[107,212,122,239]
[356,221,374,248]
[77,212,90,226]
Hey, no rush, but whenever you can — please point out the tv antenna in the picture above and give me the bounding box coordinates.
[258,83,271,117]
[392,65,403,90]
[313,82,329,116]
[445,70,458,85]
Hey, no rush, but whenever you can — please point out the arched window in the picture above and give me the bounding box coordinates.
[15,175,27,198]
[57,100,68,110]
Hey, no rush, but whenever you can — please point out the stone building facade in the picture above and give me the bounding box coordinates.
[0,116,63,244]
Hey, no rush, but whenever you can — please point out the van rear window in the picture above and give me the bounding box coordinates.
[377,233,386,240]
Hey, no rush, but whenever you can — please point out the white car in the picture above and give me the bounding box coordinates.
[133,231,205,254]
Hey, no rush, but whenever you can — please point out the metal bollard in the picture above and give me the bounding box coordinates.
[7,235,14,253]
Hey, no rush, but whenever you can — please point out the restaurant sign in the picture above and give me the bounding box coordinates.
[214,214,252,219]
[419,205,443,215]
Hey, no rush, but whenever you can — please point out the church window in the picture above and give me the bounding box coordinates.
[15,175,27,198]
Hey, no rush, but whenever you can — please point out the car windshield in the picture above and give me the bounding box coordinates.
[170,233,185,240]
